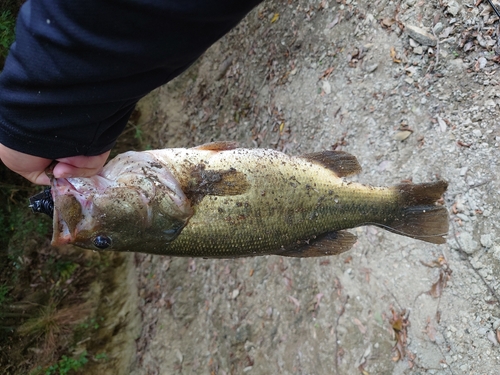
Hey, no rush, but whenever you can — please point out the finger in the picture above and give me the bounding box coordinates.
[56,151,110,170]
[53,151,110,179]
[0,144,52,185]
[52,162,99,178]
[23,170,52,185]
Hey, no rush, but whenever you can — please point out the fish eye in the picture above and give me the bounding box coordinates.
[93,235,112,249]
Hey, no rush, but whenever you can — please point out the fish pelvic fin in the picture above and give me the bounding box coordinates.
[279,230,357,257]
[385,180,449,244]
[302,151,362,177]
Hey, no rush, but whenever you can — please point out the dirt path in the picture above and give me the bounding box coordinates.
[103,0,500,374]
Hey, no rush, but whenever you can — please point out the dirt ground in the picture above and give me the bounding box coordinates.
[91,0,500,374]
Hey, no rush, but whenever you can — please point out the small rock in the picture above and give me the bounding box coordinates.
[457,232,478,254]
[433,22,444,35]
[478,57,487,69]
[447,0,461,16]
[493,319,500,331]
[413,46,424,55]
[409,38,419,48]
[322,80,332,94]
[405,24,437,47]
[477,327,488,335]
[437,116,447,132]
[235,324,251,344]
[394,130,412,141]
[487,330,499,345]
[363,62,378,73]
[232,289,240,299]
[493,245,500,261]
[480,234,493,248]
[175,349,183,364]
[472,129,482,137]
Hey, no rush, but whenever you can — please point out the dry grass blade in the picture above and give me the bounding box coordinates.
[18,299,90,355]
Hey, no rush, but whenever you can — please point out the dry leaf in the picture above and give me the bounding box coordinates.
[424,317,437,341]
[288,295,301,313]
[353,318,367,334]
[319,66,335,80]
[271,13,279,23]
[389,308,409,361]
[381,17,396,28]
[390,47,401,63]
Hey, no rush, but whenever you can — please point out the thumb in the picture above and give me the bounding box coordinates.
[53,151,111,179]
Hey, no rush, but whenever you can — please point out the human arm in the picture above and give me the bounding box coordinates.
[0,0,262,184]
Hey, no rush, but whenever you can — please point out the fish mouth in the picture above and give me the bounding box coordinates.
[50,175,112,247]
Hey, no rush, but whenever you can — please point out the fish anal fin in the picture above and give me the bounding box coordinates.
[192,141,239,151]
[188,165,249,202]
[280,230,357,258]
[302,151,362,177]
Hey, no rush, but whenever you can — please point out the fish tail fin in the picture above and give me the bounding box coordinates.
[384,180,449,244]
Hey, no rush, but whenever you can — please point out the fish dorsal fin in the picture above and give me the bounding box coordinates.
[192,141,239,151]
[302,151,362,177]
[279,230,357,258]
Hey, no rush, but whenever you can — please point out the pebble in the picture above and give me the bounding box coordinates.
[394,130,412,141]
[232,289,240,299]
[413,46,424,54]
[457,232,478,254]
[480,234,492,248]
[363,63,378,73]
[447,0,461,16]
[322,80,332,94]
[433,22,444,34]
[493,319,500,331]
[478,57,487,70]
[405,24,437,46]
[477,327,488,335]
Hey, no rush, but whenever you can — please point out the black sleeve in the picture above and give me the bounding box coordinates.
[0,0,262,159]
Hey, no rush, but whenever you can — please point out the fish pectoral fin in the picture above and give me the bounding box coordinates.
[279,230,357,258]
[192,141,239,151]
[188,165,250,200]
[302,151,362,177]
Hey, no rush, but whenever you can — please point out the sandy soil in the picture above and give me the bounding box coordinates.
[92,0,500,374]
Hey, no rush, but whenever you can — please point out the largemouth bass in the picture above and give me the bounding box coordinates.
[49,142,448,257]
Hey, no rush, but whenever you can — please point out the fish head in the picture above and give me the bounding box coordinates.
[50,158,193,252]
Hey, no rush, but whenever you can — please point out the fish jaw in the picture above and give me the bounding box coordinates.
[51,175,113,247]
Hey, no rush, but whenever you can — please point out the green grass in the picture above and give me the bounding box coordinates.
[32,351,89,375]
[0,10,16,63]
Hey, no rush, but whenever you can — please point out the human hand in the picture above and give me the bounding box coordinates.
[0,144,110,185]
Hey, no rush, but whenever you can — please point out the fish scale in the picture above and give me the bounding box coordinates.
[143,148,413,256]
[46,142,449,257]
